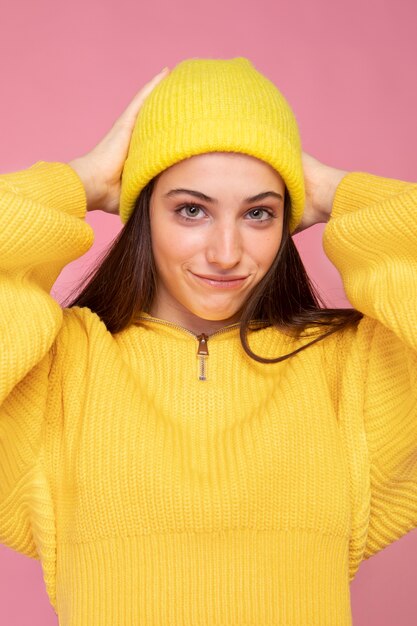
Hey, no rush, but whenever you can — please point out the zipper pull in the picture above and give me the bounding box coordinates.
[196,333,209,381]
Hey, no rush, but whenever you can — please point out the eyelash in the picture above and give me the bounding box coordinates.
[175,203,276,223]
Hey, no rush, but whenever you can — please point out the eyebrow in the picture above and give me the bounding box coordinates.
[163,188,283,203]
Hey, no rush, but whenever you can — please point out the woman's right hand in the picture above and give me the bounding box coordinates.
[69,66,170,214]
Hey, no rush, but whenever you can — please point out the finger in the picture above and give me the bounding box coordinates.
[119,68,170,123]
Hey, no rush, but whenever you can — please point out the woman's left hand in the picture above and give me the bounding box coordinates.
[292,151,349,235]
[69,67,170,213]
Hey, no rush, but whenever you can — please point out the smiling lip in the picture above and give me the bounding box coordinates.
[191,272,249,289]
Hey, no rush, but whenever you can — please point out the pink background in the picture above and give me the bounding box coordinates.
[1,0,417,623]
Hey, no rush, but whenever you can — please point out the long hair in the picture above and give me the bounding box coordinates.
[62,175,363,363]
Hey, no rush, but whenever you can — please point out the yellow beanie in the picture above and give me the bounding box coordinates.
[119,57,305,234]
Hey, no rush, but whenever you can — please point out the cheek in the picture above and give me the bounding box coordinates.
[150,219,203,270]
[248,229,282,270]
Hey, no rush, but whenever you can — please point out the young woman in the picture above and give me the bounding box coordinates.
[1,58,416,626]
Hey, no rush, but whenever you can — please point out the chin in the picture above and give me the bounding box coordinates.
[187,306,241,322]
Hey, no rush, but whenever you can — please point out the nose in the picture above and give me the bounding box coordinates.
[206,222,242,269]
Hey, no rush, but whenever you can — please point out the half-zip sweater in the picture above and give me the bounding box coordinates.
[0,161,416,625]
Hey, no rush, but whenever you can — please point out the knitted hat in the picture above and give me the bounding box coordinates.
[119,57,305,234]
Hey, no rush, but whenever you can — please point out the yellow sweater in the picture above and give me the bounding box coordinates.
[0,161,416,626]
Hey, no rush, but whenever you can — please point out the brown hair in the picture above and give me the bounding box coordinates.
[62,175,363,363]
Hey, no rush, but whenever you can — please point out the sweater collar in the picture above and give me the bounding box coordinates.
[134,312,268,340]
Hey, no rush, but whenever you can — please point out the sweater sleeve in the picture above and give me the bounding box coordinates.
[322,172,417,562]
[0,162,94,605]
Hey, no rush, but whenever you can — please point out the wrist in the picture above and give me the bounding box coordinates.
[315,165,349,222]
[68,157,106,212]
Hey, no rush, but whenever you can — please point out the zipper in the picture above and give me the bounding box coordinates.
[196,333,209,381]
[135,315,266,381]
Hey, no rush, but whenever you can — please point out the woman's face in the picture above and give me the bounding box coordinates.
[149,152,285,332]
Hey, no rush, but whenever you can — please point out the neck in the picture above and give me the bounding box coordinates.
[148,302,241,336]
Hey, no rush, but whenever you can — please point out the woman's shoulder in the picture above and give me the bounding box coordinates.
[52,305,114,358]
[62,304,109,333]
[253,315,378,366]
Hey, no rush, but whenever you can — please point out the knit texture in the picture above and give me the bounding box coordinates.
[119,57,305,234]
[1,162,417,625]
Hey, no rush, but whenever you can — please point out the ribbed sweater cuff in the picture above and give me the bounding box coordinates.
[331,171,416,219]
[1,161,87,219]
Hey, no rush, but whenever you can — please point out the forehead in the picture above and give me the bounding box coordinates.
[155,152,285,189]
